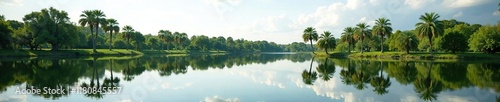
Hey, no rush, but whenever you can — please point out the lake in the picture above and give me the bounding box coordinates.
[0,53,498,102]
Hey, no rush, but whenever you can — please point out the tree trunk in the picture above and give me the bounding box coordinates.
[93,26,97,53]
[381,35,384,53]
[361,37,364,53]
[310,39,315,54]
[126,37,129,51]
[51,43,59,51]
[325,47,328,55]
[428,36,433,55]
[109,31,113,51]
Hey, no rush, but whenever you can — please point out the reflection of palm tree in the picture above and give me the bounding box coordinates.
[81,57,104,99]
[370,61,391,95]
[123,61,134,81]
[340,59,355,85]
[414,62,442,101]
[352,70,370,90]
[302,57,318,85]
[317,58,335,81]
[103,59,120,92]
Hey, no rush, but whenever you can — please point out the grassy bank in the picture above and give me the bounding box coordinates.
[313,51,500,60]
[0,49,227,57]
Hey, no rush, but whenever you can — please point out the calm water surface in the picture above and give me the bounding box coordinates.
[0,54,498,102]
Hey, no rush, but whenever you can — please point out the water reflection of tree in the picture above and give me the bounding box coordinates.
[413,62,442,101]
[386,61,417,85]
[316,58,336,81]
[302,57,318,85]
[103,59,120,93]
[369,61,391,95]
[81,57,104,99]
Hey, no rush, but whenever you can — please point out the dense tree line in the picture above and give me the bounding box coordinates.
[0,7,300,52]
[306,11,500,54]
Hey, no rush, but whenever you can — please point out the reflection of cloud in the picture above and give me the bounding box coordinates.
[232,68,287,89]
[0,95,27,102]
[118,99,132,102]
[204,96,240,102]
[160,82,193,90]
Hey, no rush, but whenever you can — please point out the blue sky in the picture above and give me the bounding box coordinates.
[1,0,499,44]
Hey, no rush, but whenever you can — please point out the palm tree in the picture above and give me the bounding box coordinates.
[178,32,188,50]
[79,10,96,52]
[399,31,418,54]
[316,31,336,54]
[93,10,106,50]
[158,30,172,50]
[355,23,371,53]
[415,12,444,55]
[372,18,392,53]
[302,27,319,54]
[103,18,119,51]
[121,25,134,50]
[341,27,355,53]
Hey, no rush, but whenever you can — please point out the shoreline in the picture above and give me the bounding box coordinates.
[0,49,227,57]
[313,52,500,60]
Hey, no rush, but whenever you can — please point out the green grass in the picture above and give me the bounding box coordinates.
[313,51,500,60]
[0,49,227,57]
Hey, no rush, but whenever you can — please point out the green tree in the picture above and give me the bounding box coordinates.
[441,30,468,53]
[121,25,134,50]
[372,18,393,53]
[316,31,336,54]
[355,23,371,53]
[415,12,444,55]
[22,12,46,50]
[389,30,418,54]
[0,15,13,49]
[302,27,318,54]
[341,27,355,53]
[103,18,119,51]
[468,25,500,53]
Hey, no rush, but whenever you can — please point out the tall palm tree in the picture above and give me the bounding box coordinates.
[92,10,106,50]
[103,18,119,51]
[415,12,444,55]
[302,27,318,54]
[158,30,172,50]
[79,10,96,52]
[178,32,188,50]
[121,25,134,50]
[316,31,336,54]
[372,18,392,53]
[355,23,371,53]
[341,27,355,53]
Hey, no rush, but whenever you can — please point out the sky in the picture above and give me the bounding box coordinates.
[1,0,499,44]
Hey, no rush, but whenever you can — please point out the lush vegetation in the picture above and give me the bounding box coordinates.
[319,12,499,55]
[0,8,299,54]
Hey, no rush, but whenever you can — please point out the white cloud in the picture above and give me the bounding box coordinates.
[0,0,23,6]
[444,0,490,8]
[204,96,240,102]
[404,0,430,9]
[452,11,464,18]
[0,95,27,102]
[493,11,500,16]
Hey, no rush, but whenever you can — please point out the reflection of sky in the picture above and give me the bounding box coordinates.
[0,59,498,102]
